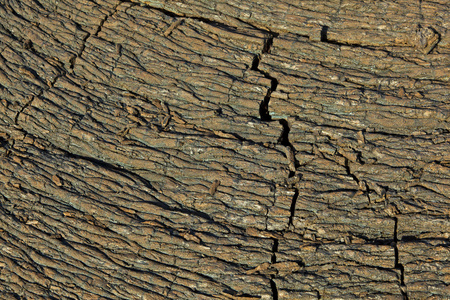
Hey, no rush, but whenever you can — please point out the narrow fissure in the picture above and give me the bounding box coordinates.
[394,217,409,300]
[344,157,360,184]
[259,77,278,121]
[278,119,300,230]
[14,41,66,124]
[14,95,36,125]
[288,189,299,229]
[252,34,283,300]
[251,35,279,122]
[70,2,121,69]
[139,0,279,39]
[320,25,329,42]
[70,31,90,69]
[251,54,260,71]
[277,119,290,147]
[270,279,279,300]
[271,238,278,264]
[253,34,301,233]
[262,36,275,54]
[270,238,279,300]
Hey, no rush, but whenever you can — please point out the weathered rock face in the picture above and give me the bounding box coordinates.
[0,0,448,299]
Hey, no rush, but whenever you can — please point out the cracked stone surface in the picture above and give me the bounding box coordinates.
[0,0,449,299]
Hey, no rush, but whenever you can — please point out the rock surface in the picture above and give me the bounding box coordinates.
[0,0,449,299]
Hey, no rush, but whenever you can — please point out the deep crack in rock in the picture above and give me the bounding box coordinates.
[1,0,448,298]
[394,217,409,300]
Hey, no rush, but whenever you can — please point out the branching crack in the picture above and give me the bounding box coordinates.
[70,32,90,69]
[14,95,35,125]
[253,34,301,233]
[70,2,121,69]
[251,33,283,300]
[14,58,65,126]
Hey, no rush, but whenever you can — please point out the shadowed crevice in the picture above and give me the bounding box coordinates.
[394,217,409,300]
[251,35,279,122]
[270,279,279,300]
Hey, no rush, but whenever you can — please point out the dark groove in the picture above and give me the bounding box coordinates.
[270,279,279,300]
[259,89,273,121]
[261,76,278,121]
[400,236,450,244]
[287,189,299,228]
[71,2,121,69]
[251,54,260,71]
[278,119,300,229]
[72,32,90,68]
[394,217,409,300]
[60,151,216,223]
[271,238,279,264]
[251,35,278,122]
[135,2,182,18]
[62,151,155,188]
[278,119,299,171]
[262,36,276,54]
[270,237,279,300]
[15,95,37,125]
[135,0,276,36]
[320,25,329,42]
[317,290,322,299]
[344,158,360,184]
[277,119,290,147]
[94,15,108,36]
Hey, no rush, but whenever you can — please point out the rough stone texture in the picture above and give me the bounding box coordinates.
[0,0,449,299]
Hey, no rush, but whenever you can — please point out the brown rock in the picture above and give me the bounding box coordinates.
[0,0,448,299]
